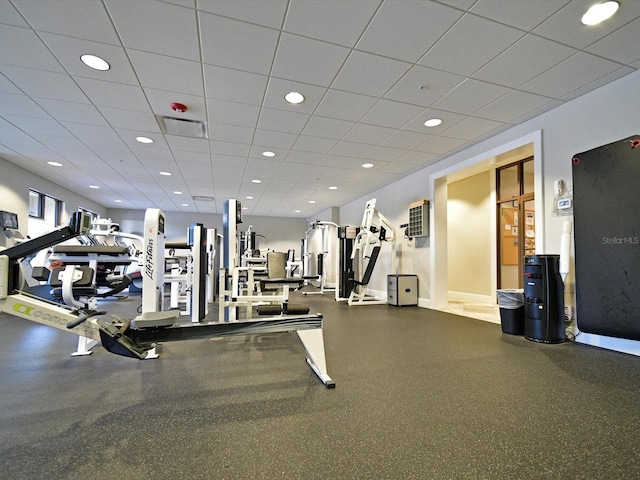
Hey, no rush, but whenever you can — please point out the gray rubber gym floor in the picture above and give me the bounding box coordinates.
[1,290,639,479]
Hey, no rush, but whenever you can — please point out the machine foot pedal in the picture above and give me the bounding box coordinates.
[97,320,152,359]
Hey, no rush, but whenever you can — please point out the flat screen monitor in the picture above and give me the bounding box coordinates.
[0,211,19,230]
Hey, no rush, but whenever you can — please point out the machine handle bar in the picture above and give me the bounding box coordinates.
[66,310,107,329]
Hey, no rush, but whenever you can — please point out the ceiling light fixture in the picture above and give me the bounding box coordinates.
[80,54,110,71]
[47,161,63,167]
[581,1,619,25]
[262,151,276,157]
[174,191,182,195]
[89,185,100,189]
[362,163,374,169]
[252,179,262,184]
[159,171,172,176]
[295,210,301,213]
[285,91,305,104]
[181,203,189,207]
[424,118,443,127]
[136,136,153,144]
[308,200,316,204]
[246,196,254,200]
[329,186,338,190]
[114,199,123,203]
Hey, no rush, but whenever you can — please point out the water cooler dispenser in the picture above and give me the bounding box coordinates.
[524,254,566,343]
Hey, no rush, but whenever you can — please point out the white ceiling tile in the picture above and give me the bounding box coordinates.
[203,65,268,106]
[360,99,423,129]
[258,108,309,135]
[533,0,640,50]
[315,89,378,122]
[13,0,120,44]
[520,52,625,98]
[75,77,149,112]
[34,98,109,126]
[396,150,439,165]
[415,136,469,155]
[559,67,635,102]
[473,34,577,88]
[469,0,567,31]
[199,13,279,74]
[207,99,260,128]
[106,0,200,61]
[283,150,324,165]
[475,90,556,123]
[0,24,65,73]
[252,130,298,150]
[301,116,355,140]
[440,117,506,141]
[0,74,22,95]
[166,136,210,154]
[290,135,337,154]
[99,108,161,133]
[379,162,419,175]
[329,141,374,158]
[331,50,412,97]
[342,124,395,145]
[418,14,524,76]
[0,93,50,118]
[210,123,254,143]
[384,65,465,107]
[3,115,71,137]
[127,50,204,96]
[319,155,358,168]
[172,150,211,164]
[432,79,511,115]
[0,1,29,26]
[586,17,640,65]
[271,33,351,87]
[263,77,326,114]
[284,0,380,47]
[196,0,287,29]
[364,146,406,162]
[356,0,463,62]
[210,141,250,157]
[2,65,90,103]
[275,162,314,174]
[380,130,432,150]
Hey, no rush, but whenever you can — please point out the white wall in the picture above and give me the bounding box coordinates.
[0,157,107,249]
[339,69,640,356]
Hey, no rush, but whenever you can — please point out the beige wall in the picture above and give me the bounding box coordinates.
[447,171,492,296]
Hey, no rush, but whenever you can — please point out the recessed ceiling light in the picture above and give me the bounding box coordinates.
[136,136,153,144]
[174,191,182,195]
[284,91,305,104]
[581,1,619,25]
[114,199,123,203]
[80,54,110,71]
[47,161,63,167]
[159,171,172,176]
[89,185,100,189]
[362,163,374,169]
[294,210,301,213]
[246,196,254,200]
[262,151,276,157]
[252,179,262,184]
[329,186,338,190]
[308,200,316,204]
[242,206,248,210]
[424,118,443,127]
[181,203,189,207]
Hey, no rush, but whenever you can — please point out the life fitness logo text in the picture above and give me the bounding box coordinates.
[602,236,639,245]
[145,231,154,280]
[13,303,68,327]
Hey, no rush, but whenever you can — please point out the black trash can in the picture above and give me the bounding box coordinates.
[497,289,525,335]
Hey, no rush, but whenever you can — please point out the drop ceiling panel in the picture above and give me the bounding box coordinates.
[416,136,469,155]
[106,0,200,61]
[99,108,160,133]
[360,99,423,129]
[4,116,70,137]
[381,130,433,150]
[257,108,309,135]
[364,146,405,162]
[473,34,577,88]
[384,65,465,107]
[127,50,204,96]
[203,65,268,106]
[283,150,324,165]
[356,0,463,62]
[301,116,355,140]
[34,99,109,127]
[0,24,65,72]
[586,17,640,65]
[167,137,210,155]
[75,77,150,112]
[521,52,625,98]
[440,116,506,141]
[210,141,250,157]
[13,0,120,44]
[197,0,287,29]
[290,136,337,155]
[207,99,260,128]
[2,65,90,103]
[418,13,524,76]
[271,33,351,87]
[199,13,279,75]
[252,130,298,151]
[560,67,635,102]
[469,0,567,31]
[315,90,378,122]
[209,123,254,144]
[475,90,557,123]
[0,74,22,95]
[0,1,28,26]
[342,124,395,145]
[396,150,438,165]
[331,50,412,97]
[283,0,380,47]
[0,93,50,118]
[432,78,511,115]
[329,141,374,158]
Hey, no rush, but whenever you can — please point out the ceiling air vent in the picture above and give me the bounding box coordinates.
[157,115,208,139]
[192,195,214,202]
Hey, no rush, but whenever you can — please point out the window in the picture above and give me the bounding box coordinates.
[29,190,63,226]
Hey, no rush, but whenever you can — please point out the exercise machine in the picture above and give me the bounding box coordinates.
[0,209,334,387]
[348,199,397,306]
[302,220,339,296]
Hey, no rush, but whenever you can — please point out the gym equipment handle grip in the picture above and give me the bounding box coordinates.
[66,310,107,329]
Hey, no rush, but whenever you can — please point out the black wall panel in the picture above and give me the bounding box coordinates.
[572,135,640,340]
